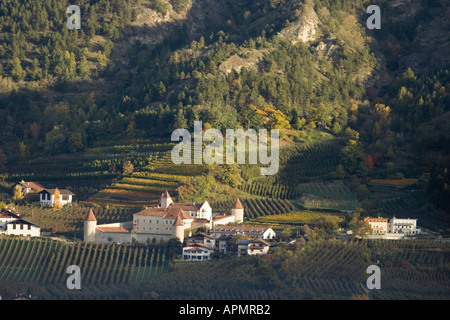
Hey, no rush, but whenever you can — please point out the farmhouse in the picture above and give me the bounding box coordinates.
[13,180,44,195]
[84,191,244,244]
[0,207,41,237]
[39,188,74,207]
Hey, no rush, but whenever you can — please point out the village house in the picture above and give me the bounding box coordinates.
[210,225,276,240]
[237,239,270,257]
[13,181,44,196]
[186,233,216,247]
[182,243,215,261]
[0,207,41,237]
[39,188,74,207]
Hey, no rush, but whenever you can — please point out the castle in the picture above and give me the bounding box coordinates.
[84,191,244,244]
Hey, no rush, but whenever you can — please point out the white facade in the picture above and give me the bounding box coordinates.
[84,192,246,245]
[5,222,41,237]
[389,218,420,235]
[364,216,421,238]
[182,244,215,261]
[212,214,236,226]
[210,225,276,240]
[0,208,41,237]
[15,181,44,195]
[364,217,389,234]
[237,239,270,257]
[39,189,74,207]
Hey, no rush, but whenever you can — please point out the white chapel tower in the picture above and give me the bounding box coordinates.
[232,198,244,223]
[160,191,173,209]
[84,208,97,242]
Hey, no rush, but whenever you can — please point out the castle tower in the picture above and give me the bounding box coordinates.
[84,208,97,242]
[232,198,244,223]
[173,215,185,243]
[160,191,173,209]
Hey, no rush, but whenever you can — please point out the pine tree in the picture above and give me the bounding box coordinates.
[11,57,26,81]
[78,49,90,79]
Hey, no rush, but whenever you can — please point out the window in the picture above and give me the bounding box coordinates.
[62,195,69,201]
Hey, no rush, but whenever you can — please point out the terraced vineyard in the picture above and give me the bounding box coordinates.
[239,139,345,199]
[17,204,134,238]
[83,152,208,208]
[295,181,358,212]
[146,239,450,300]
[210,197,296,220]
[0,236,171,286]
[257,210,345,224]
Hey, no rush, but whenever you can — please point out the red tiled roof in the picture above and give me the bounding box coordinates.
[85,208,97,221]
[17,181,45,191]
[161,191,171,198]
[170,202,202,211]
[213,225,267,232]
[135,207,167,217]
[166,206,193,220]
[213,214,233,221]
[135,206,193,222]
[0,208,20,218]
[233,198,244,210]
[96,227,130,233]
[173,215,184,226]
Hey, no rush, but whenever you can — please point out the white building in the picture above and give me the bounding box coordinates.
[213,198,245,226]
[210,225,276,240]
[389,217,420,235]
[0,208,41,237]
[364,216,421,238]
[39,188,74,207]
[237,239,270,257]
[186,233,216,248]
[182,243,215,261]
[364,217,389,234]
[84,192,245,245]
[13,181,44,196]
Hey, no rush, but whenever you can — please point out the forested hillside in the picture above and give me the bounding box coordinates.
[0,0,449,225]
[0,0,450,302]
